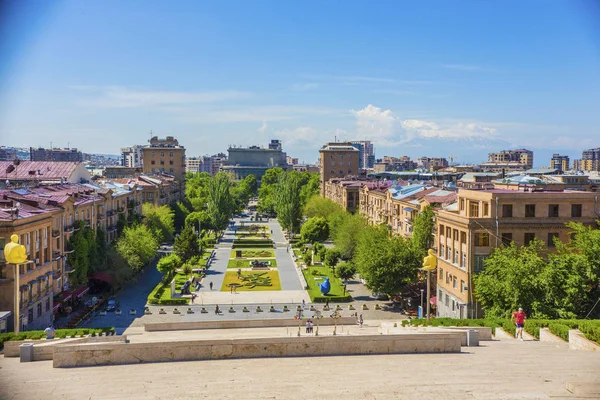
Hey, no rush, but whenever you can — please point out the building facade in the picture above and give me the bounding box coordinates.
[222,140,287,181]
[550,154,570,172]
[30,147,83,162]
[319,142,359,195]
[350,141,375,170]
[482,149,534,171]
[581,147,600,172]
[435,188,599,319]
[120,145,143,168]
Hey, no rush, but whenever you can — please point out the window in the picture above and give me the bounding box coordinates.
[474,232,489,247]
[37,303,42,317]
[446,246,450,260]
[461,253,466,268]
[331,161,335,166]
[160,152,164,157]
[460,280,465,293]
[501,233,513,246]
[454,250,459,264]
[548,204,559,218]
[524,232,535,245]
[170,168,174,173]
[453,229,458,241]
[453,277,457,289]
[452,300,455,311]
[460,199,465,211]
[439,268,444,280]
[439,289,443,299]
[474,255,488,272]
[502,204,513,218]
[469,202,479,217]
[571,204,582,218]
[151,160,155,165]
[440,245,445,259]
[151,151,155,156]
[445,294,449,307]
[170,152,174,157]
[45,299,50,312]
[169,160,174,165]
[483,203,489,216]
[28,308,34,323]
[460,232,466,243]
[547,232,559,247]
[446,227,451,237]
[525,204,536,218]
[160,161,165,165]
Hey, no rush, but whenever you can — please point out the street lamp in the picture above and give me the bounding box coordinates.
[420,289,424,317]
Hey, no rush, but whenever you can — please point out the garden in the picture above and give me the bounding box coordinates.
[227,259,277,269]
[0,327,115,348]
[230,249,275,258]
[147,270,200,305]
[302,266,352,303]
[221,271,281,291]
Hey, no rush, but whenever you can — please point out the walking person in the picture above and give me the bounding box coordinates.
[512,307,527,340]
[302,299,306,309]
[209,281,213,291]
[306,321,310,334]
[359,314,364,328]
[215,305,220,314]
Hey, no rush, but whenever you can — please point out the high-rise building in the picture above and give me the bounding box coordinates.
[221,140,287,181]
[483,149,533,171]
[29,147,83,162]
[0,147,16,161]
[319,142,359,195]
[286,156,299,165]
[550,154,570,172]
[141,136,186,198]
[350,140,375,169]
[120,145,144,168]
[581,147,600,171]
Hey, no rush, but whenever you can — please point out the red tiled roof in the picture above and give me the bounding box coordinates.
[0,161,81,181]
[423,193,457,204]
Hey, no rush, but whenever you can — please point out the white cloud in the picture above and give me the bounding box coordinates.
[72,85,253,108]
[257,121,268,134]
[352,104,403,146]
[442,64,481,71]
[274,127,321,146]
[290,83,319,91]
[402,119,496,140]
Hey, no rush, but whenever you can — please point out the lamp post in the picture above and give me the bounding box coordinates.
[420,289,424,317]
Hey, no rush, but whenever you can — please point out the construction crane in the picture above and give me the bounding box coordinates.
[449,154,457,166]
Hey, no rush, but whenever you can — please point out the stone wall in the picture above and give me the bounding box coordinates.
[144,317,357,332]
[569,329,600,351]
[539,328,566,343]
[53,332,462,368]
[4,335,127,358]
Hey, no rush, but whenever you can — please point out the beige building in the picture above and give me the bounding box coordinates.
[142,136,186,191]
[435,188,599,319]
[319,143,359,196]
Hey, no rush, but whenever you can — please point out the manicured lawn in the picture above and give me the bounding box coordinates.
[147,272,197,305]
[302,266,352,303]
[227,259,277,269]
[221,271,281,291]
[229,249,275,258]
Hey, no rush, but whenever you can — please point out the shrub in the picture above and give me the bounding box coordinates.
[548,322,570,341]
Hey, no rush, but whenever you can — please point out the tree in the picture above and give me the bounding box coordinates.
[335,261,357,281]
[185,172,212,212]
[302,251,312,267]
[142,203,175,243]
[207,172,235,236]
[300,217,329,243]
[157,253,181,282]
[182,263,193,278]
[333,213,366,259]
[304,196,343,221]
[257,167,285,214]
[94,227,107,272]
[173,225,202,263]
[66,221,90,286]
[474,240,547,318]
[274,171,303,235]
[299,173,320,206]
[354,225,419,295]
[412,205,435,257]
[324,248,341,267]
[116,224,159,272]
[232,174,257,212]
[171,201,191,232]
[116,213,127,236]
[185,210,213,233]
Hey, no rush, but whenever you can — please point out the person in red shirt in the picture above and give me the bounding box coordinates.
[511,307,527,340]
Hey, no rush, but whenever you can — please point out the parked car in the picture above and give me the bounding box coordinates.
[106,298,119,312]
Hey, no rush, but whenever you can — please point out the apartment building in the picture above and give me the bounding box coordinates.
[416,157,449,171]
[120,145,143,168]
[319,143,359,196]
[350,141,375,170]
[185,157,203,174]
[0,161,91,188]
[481,149,534,172]
[111,174,179,206]
[435,188,599,319]
[580,147,600,172]
[322,179,367,213]
[142,136,186,194]
[222,140,288,181]
[0,197,60,332]
[30,147,83,162]
[550,154,570,172]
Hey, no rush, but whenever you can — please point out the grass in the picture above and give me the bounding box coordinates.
[302,266,352,303]
[147,272,195,305]
[221,271,281,291]
[227,259,277,269]
[230,249,275,258]
[0,327,115,346]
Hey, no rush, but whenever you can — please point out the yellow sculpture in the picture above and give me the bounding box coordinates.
[3,234,28,264]
[422,249,437,271]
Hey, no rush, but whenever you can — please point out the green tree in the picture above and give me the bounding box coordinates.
[157,253,181,282]
[232,174,257,212]
[257,167,285,214]
[303,195,344,221]
[474,240,547,318]
[299,173,320,206]
[116,224,159,272]
[354,225,419,295]
[185,172,212,211]
[142,203,175,243]
[274,171,303,235]
[94,227,107,271]
[66,221,90,285]
[182,263,193,278]
[207,172,235,236]
[174,224,202,263]
[324,248,341,267]
[335,261,357,281]
[300,217,329,243]
[116,213,127,236]
[171,201,191,232]
[333,213,366,259]
[412,205,435,257]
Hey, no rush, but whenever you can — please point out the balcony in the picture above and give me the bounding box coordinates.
[117,207,125,214]
[52,229,60,238]
[107,225,117,232]
[53,251,62,260]
[106,210,115,217]
[97,213,105,220]
[64,225,75,233]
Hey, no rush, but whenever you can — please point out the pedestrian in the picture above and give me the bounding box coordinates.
[191,294,196,304]
[209,281,213,291]
[302,299,306,308]
[359,314,364,328]
[325,299,329,309]
[306,320,310,334]
[309,321,313,333]
[230,285,233,294]
[512,307,527,340]
[215,305,220,314]
[44,325,55,340]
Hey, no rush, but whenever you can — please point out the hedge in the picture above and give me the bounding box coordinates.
[232,243,274,249]
[0,327,115,347]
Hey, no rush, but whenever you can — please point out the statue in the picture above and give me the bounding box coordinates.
[422,249,437,272]
[319,277,331,295]
[4,234,27,264]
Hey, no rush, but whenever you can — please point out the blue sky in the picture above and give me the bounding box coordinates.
[1,0,599,166]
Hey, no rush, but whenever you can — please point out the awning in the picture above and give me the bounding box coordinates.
[73,286,89,298]
[88,272,114,284]
[53,303,61,312]
[429,296,437,305]
[403,207,414,212]
[62,291,73,302]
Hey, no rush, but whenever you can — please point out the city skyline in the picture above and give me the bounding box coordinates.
[1,1,599,165]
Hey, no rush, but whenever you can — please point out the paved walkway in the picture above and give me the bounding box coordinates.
[2,337,599,399]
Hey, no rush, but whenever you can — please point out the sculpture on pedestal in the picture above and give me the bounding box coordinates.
[4,234,27,264]
[319,277,331,295]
